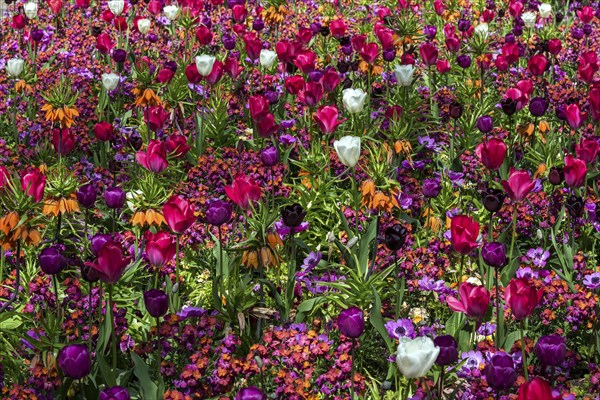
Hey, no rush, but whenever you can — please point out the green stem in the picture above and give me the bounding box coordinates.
[156,317,161,378]
[395,254,401,318]
[350,338,356,400]
[495,269,502,350]
[521,322,528,380]
[88,281,93,354]
[53,274,60,319]
[109,285,117,371]
[509,207,518,262]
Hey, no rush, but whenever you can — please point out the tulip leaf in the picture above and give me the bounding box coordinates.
[502,330,522,353]
[131,352,158,399]
[370,287,394,353]
[295,297,323,323]
[96,352,117,387]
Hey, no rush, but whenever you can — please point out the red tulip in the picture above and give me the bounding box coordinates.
[527,54,547,76]
[94,121,113,141]
[329,18,347,38]
[564,155,587,188]
[285,75,305,95]
[505,278,543,320]
[320,69,340,93]
[450,215,480,255]
[205,60,224,85]
[501,168,535,202]
[508,1,523,17]
[501,42,519,65]
[249,95,269,122]
[75,0,90,8]
[163,195,196,234]
[314,106,346,134]
[475,138,506,170]
[243,33,262,60]
[157,68,175,84]
[101,9,115,22]
[114,16,128,32]
[433,0,445,15]
[255,113,279,137]
[185,63,201,84]
[577,6,595,23]
[301,82,324,107]
[136,140,168,173]
[232,4,247,23]
[0,166,10,190]
[495,55,509,72]
[447,282,490,320]
[578,51,599,84]
[590,83,600,122]
[575,138,599,164]
[11,15,26,30]
[225,174,262,209]
[147,0,162,15]
[420,42,439,66]
[96,33,113,54]
[86,241,131,284]
[165,134,191,159]
[375,27,395,50]
[547,39,562,55]
[47,0,63,14]
[223,57,243,79]
[436,59,451,74]
[20,167,46,203]
[275,40,301,64]
[294,51,317,74]
[195,25,213,46]
[565,104,586,129]
[144,105,169,132]
[359,43,379,64]
[145,231,176,268]
[52,128,75,155]
[517,378,553,400]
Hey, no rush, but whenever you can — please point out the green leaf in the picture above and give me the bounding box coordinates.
[131,353,158,399]
[96,352,117,387]
[295,298,323,323]
[503,330,521,352]
[369,288,394,353]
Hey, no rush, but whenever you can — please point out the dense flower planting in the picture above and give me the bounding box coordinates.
[2,0,600,398]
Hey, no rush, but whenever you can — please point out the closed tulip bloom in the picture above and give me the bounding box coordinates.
[20,168,46,203]
[225,175,262,210]
[337,306,365,338]
[535,334,566,367]
[281,203,306,228]
[137,18,150,34]
[565,104,585,129]
[205,199,232,226]
[447,282,490,320]
[394,64,414,87]
[103,186,126,209]
[143,289,169,318]
[342,88,367,113]
[52,128,75,155]
[86,240,131,284]
[433,335,458,366]
[144,105,169,132]
[195,55,216,76]
[575,138,600,164]
[94,121,114,141]
[235,387,266,400]
[517,377,553,400]
[101,73,120,91]
[259,49,277,68]
[260,146,279,166]
[107,0,124,15]
[24,2,38,18]
[6,58,24,78]
[396,337,440,378]
[165,134,191,159]
[90,234,112,256]
[538,3,552,18]
[136,140,168,173]
[145,231,176,268]
[476,115,493,133]
[484,352,517,391]
[501,168,535,202]
[505,278,542,320]
[481,242,507,269]
[163,195,196,233]
[419,42,439,66]
[528,97,548,117]
[521,11,536,28]
[99,386,130,400]
[564,155,587,188]
[76,183,97,209]
[39,245,67,275]
[548,167,564,185]
[385,224,407,250]
[450,215,480,255]
[314,105,345,134]
[163,4,179,20]
[528,54,547,76]
[58,344,91,380]
[475,138,506,170]
[333,136,361,168]
[481,187,505,213]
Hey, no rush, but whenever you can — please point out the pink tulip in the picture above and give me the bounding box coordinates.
[505,278,543,320]
[313,106,345,134]
[447,282,490,320]
[564,155,587,188]
[501,168,535,202]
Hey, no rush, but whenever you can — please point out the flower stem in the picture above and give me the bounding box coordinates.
[495,269,502,350]
[394,253,401,318]
[521,322,528,380]
[108,285,117,371]
[350,338,356,400]
[88,281,94,354]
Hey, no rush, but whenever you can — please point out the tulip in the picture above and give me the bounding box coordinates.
[163,195,196,234]
[165,134,191,159]
[235,387,266,400]
[313,106,345,134]
[163,4,179,20]
[10,16,25,30]
[419,42,439,66]
[144,289,169,318]
[90,234,112,256]
[39,246,67,275]
[96,34,114,54]
[225,175,262,210]
[137,18,151,34]
[341,88,367,113]
[396,337,440,378]
[575,138,599,164]
[145,231,176,268]
[20,168,46,203]
[94,121,113,141]
[433,335,458,366]
[528,97,548,117]
[101,73,120,91]
[205,199,232,226]
[76,184,97,209]
[422,177,441,198]
[447,282,490,320]
[394,64,414,87]
[249,95,269,121]
[517,378,553,400]
[565,104,586,129]
[481,187,505,213]
[474,23,488,37]
[476,115,493,133]
[481,242,507,269]
[333,136,361,168]
[528,54,547,76]
[475,138,506,170]
[52,128,76,155]
[566,195,584,218]
[144,105,169,132]
[195,25,213,46]
[107,0,124,15]
[136,140,168,173]
[590,84,600,122]
[259,49,277,69]
[548,167,564,185]
[385,224,407,251]
[501,168,535,202]
[321,69,340,92]
[548,39,562,55]
[281,203,306,228]
[337,306,365,338]
[255,113,279,137]
[104,187,126,209]
[484,352,517,391]
[564,155,587,188]
[505,278,542,320]
[6,58,24,78]
[450,215,480,255]
[260,146,279,166]
[86,240,130,284]
[24,2,38,18]
[521,11,536,28]
[99,386,131,400]
[58,344,91,380]
[538,3,551,18]
[535,334,566,367]
[195,55,216,76]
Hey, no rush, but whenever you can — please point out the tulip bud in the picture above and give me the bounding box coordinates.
[103,186,126,209]
[143,289,169,318]
[101,73,120,91]
[535,334,566,367]
[137,18,151,34]
[99,386,131,400]
[333,136,361,168]
[24,2,38,18]
[384,224,407,251]
[484,352,517,391]
[39,245,67,275]
[396,337,440,378]
[394,64,414,87]
[58,344,91,380]
[259,49,278,69]
[481,242,507,269]
[6,58,24,78]
[337,306,365,338]
[433,335,458,366]
[163,4,179,20]
[195,54,216,76]
[205,199,232,226]
[280,203,307,228]
[342,88,368,113]
[260,146,279,166]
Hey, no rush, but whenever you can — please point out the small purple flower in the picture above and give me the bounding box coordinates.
[274,220,309,237]
[583,272,600,290]
[385,319,416,340]
[516,267,539,280]
[526,248,550,268]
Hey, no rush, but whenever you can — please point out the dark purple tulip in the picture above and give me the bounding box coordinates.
[583,24,592,36]
[571,27,584,40]
[548,167,564,185]
[422,177,441,198]
[307,70,324,82]
[104,186,125,209]
[264,91,279,104]
[385,224,407,251]
[482,242,507,269]
[205,199,232,226]
[484,352,517,391]
[76,183,97,208]
[39,245,67,275]
[58,344,91,380]
[501,98,517,116]
[423,25,437,40]
[434,335,458,366]
[260,146,279,166]
[310,22,322,33]
[81,262,100,283]
[148,33,158,43]
[222,34,236,50]
[90,234,112,256]
[252,18,264,31]
[143,289,169,318]
[341,45,353,56]
[458,18,471,32]
[505,33,516,43]
[481,187,505,213]
[555,104,566,121]
[566,195,584,218]
[477,115,494,133]
[513,25,523,37]
[164,60,177,72]
[535,335,566,367]
[382,49,396,62]
[529,97,548,117]
[337,306,365,338]
[449,102,463,119]
[112,48,127,63]
[456,54,471,69]
[99,386,131,400]
[235,387,266,400]
[280,203,307,228]
[31,29,44,42]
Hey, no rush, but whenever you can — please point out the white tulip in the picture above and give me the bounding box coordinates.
[538,3,552,18]
[24,2,38,19]
[6,58,24,78]
[107,0,125,16]
[521,11,537,28]
[163,5,180,20]
[195,55,216,76]
[101,73,120,91]
[259,49,278,69]
[474,23,489,37]
[333,136,361,168]
[394,64,414,87]
[342,88,367,114]
[126,190,143,212]
[396,337,440,379]
[137,18,151,34]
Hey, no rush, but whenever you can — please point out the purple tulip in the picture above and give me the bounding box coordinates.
[529,97,548,117]
[235,387,266,400]
[481,242,507,269]
[112,48,127,63]
[99,386,131,400]
[76,183,97,209]
[103,186,125,209]
[143,289,169,318]
[484,352,517,391]
[535,335,566,367]
[58,344,91,380]
[337,306,365,338]
[39,245,67,275]
[476,115,493,133]
[260,146,279,167]
[434,335,458,366]
[90,234,112,256]
[205,199,233,226]
[456,54,471,69]
[422,177,441,198]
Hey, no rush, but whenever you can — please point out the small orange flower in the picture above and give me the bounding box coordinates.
[131,209,166,227]
[42,196,80,216]
[133,88,163,107]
